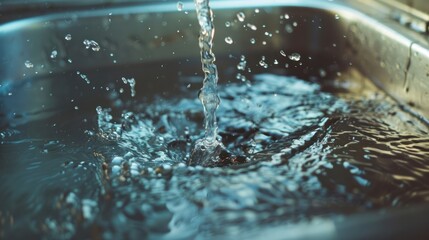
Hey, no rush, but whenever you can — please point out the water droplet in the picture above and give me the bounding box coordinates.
[284,14,290,19]
[177,1,184,11]
[237,12,245,22]
[293,22,298,27]
[121,77,136,97]
[78,72,90,84]
[68,59,73,63]
[225,37,233,44]
[319,69,327,77]
[65,34,72,41]
[83,39,100,52]
[259,56,268,68]
[237,55,247,71]
[236,73,247,82]
[96,106,103,114]
[25,60,34,68]
[288,53,301,61]
[247,23,257,31]
[280,50,287,57]
[250,38,256,44]
[128,78,136,97]
[74,106,79,110]
[285,24,294,33]
[50,50,58,59]
[225,21,231,27]
[335,14,340,20]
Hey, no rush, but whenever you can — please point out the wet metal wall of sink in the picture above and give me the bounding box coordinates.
[1,0,429,122]
[1,0,429,239]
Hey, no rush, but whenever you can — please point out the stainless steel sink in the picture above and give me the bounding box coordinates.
[1,0,429,123]
[1,0,429,239]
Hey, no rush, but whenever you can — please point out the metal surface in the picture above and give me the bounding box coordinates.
[375,0,429,33]
[385,0,429,17]
[0,0,429,238]
[347,0,429,122]
[1,0,429,120]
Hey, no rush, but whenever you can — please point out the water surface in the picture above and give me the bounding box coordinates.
[1,65,429,239]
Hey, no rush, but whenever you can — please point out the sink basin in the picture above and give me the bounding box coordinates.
[1,0,429,239]
[1,0,429,124]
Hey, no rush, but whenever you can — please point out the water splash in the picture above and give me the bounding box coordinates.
[289,53,301,61]
[177,1,184,11]
[121,77,136,97]
[83,39,100,52]
[24,60,34,68]
[77,71,90,84]
[50,50,58,59]
[65,34,72,41]
[190,0,224,166]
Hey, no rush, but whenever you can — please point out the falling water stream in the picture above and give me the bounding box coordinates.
[190,0,225,166]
